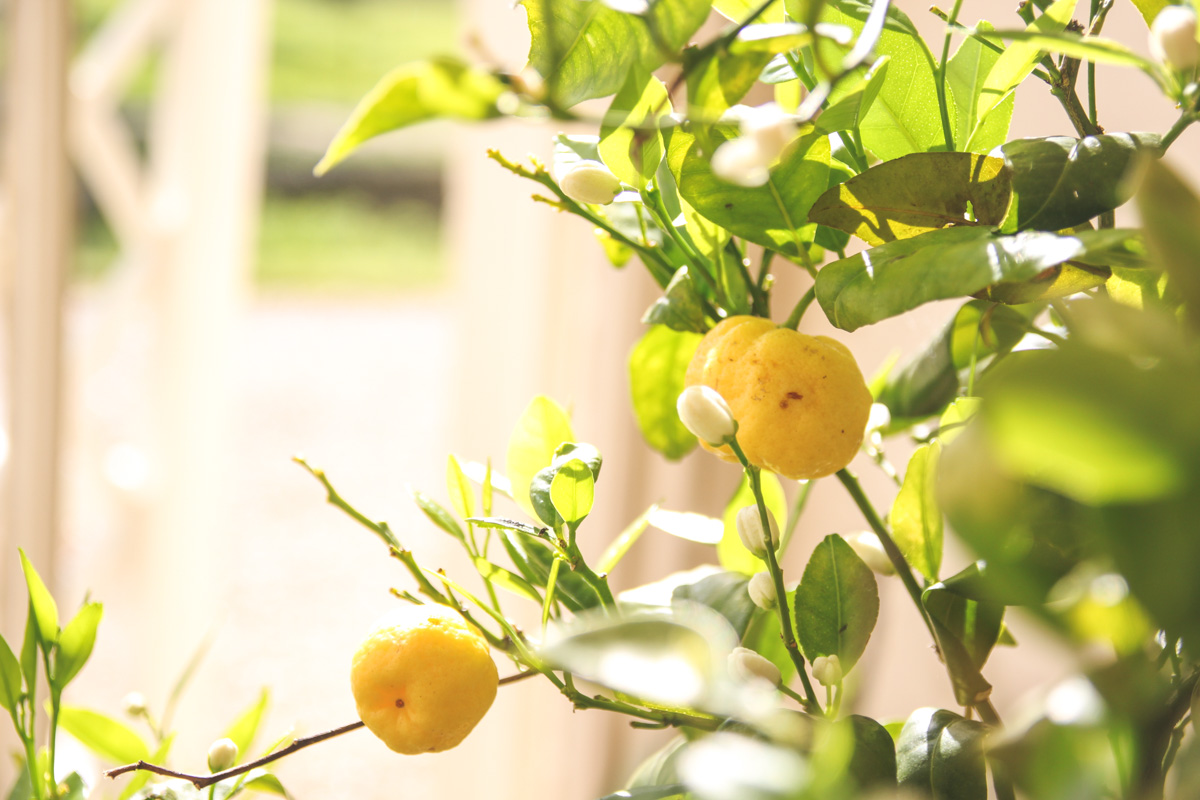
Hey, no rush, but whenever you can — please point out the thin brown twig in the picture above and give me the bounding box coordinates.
[105,672,540,788]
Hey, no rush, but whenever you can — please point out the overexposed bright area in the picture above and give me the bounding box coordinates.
[1,1,1199,800]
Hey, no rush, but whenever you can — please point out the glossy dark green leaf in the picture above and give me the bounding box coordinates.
[629,324,702,459]
[816,226,1135,332]
[58,706,150,764]
[410,489,466,543]
[19,550,58,646]
[1134,157,1200,330]
[794,534,879,672]
[642,267,708,333]
[668,125,831,258]
[998,133,1159,232]
[508,532,601,612]
[53,602,102,689]
[838,715,898,791]
[923,570,1003,707]
[947,21,1013,154]
[315,58,504,175]
[896,707,988,800]
[0,635,22,716]
[875,299,1031,422]
[821,0,947,159]
[672,572,755,639]
[892,443,943,582]
[600,69,670,188]
[224,689,268,760]
[523,0,710,108]
[809,153,1011,246]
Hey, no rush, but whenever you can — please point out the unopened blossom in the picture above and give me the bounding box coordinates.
[677,385,737,445]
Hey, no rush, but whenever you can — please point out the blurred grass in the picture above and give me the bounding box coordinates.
[73,0,459,290]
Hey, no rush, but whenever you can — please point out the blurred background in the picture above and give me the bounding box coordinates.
[1,1,1198,798]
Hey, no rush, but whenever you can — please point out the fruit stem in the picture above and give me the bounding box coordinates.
[782,286,816,330]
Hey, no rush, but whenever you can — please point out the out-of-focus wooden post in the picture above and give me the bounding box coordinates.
[1,0,73,628]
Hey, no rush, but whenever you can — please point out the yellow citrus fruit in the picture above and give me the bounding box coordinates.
[685,315,872,479]
[350,604,498,754]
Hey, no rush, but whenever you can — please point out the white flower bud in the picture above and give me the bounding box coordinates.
[207,738,239,773]
[677,385,737,445]
[1151,5,1200,69]
[559,160,622,205]
[866,403,891,434]
[710,137,770,187]
[811,654,843,687]
[736,506,780,558]
[844,532,895,576]
[739,102,798,163]
[121,692,147,717]
[748,572,777,609]
[728,646,782,686]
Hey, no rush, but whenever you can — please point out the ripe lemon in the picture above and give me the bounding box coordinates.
[350,604,498,754]
[685,315,872,479]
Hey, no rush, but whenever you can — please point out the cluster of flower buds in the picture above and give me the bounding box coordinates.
[728,646,782,687]
[559,161,623,205]
[711,103,799,187]
[811,654,843,687]
[736,506,780,558]
[1151,5,1200,70]
[676,385,738,445]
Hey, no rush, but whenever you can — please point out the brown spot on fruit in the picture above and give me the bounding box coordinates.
[780,390,804,409]
[395,698,406,708]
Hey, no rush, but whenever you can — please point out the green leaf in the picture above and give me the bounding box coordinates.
[981,345,1200,504]
[808,152,1011,246]
[686,49,773,117]
[58,706,150,764]
[923,569,1003,707]
[58,774,85,800]
[629,325,703,459]
[672,572,756,639]
[822,1,948,159]
[598,504,657,573]
[53,602,103,689]
[974,0,1076,143]
[713,0,787,23]
[647,508,725,545]
[224,689,268,760]
[446,454,475,522]
[473,557,544,604]
[315,57,505,175]
[794,533,879,672]
[838,715,898,791]
[975,28,1158,72]
[1131,0,1169,26]
[242,770,291,799]
[897,708,988,800]
[947,22,1013,154]
[19,550,58,650]
[642,267,709,334]
[410,489,466,544]
[550,458,595,525]
[523,0,710,108]
[813,56,888,134]
[891,443,943,582]
[815,226,1138,332]
[0,635,23,716]
[999,133,1159,232]
[506,396,574,518]
[600,69,671,188]
[719,473,788,575]
[743,604,795,684]
[874,300,1031,422]
[668,125,831,258]
[1135,158,1200,331]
